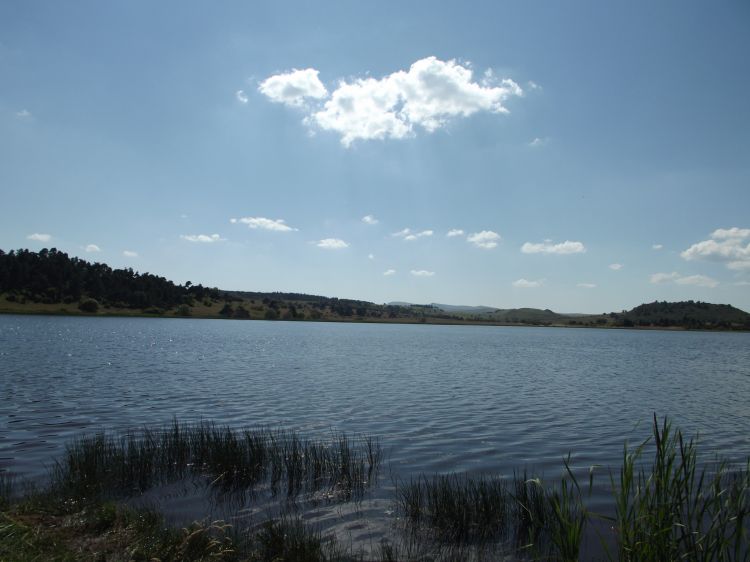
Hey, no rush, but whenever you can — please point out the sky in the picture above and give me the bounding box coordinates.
[1,1,749,313]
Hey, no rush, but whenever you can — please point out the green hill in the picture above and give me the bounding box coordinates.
[616,300,750,329]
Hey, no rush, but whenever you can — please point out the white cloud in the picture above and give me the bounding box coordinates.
[410,269,435,277]
[527,81,542,91]
[394,228,433,240]
[383,269,396,276]
[123,250,138,258]
[85,244,101,253]
[27,233,51,242]
[577,283,597,289]
[180,234,225,243]
[258,68,328,107]
[513,278,543,288]
[261,57,523,146]
[446,229,464,237]
[15,109,31,118]
[368,253,375,260]
[650,272,719,288]
[609,263,624,271]
[316,238,349,249]
[528,137,549,147]
[681,227,750,270]
[675,275,719,288]
[231,217,298,232]
[467,230,501,249]
[521,240,586,255]
[236,89,248,104]
[362,214,379,225]
[652,244,663,250]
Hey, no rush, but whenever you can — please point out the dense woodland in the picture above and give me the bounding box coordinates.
[1,249,748,329]
[0,248,219,311]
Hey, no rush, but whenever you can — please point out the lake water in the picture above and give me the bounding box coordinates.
[1,314,749,556]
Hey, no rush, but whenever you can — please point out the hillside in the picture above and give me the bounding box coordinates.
[1,249,748,330]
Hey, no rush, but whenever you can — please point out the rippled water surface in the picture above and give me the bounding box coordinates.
[2,315,749,555]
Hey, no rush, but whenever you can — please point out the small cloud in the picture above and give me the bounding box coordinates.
[395,228,433,241]
[362,215,379,225]
[258,68,328,107]
[180,214,189,219]
[528,137,549,147]
[231,217,298,232]
[410,269,435,277]
[236,89,249,104]
[85,244,101,253]
[368,253,375,260]
[609,263,624,271]
[652,244,663,250]
[521,240,586,255]
[734,280,750,286]
[180,234,226,243]
[383,269,396,276]
[316,238,349,249]
[513,278,543,288]
[467,230,501,249]
[123,250,138,258]
[446,229,465,237]
[650,272,719,288]
[27,233,52,242]
[15,109,31,119]
[527,80,542,91]
[577,283,597,289]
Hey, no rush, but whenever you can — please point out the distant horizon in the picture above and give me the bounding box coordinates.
[2,2,749,313]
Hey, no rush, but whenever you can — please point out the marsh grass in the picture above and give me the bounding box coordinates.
[51,421,381,504]
[610,414,750,561]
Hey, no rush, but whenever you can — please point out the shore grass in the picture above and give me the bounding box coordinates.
[51,421,381,503]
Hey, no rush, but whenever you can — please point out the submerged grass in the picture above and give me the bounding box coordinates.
[51,421,381,503]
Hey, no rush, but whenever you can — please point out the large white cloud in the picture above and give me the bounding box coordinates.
[260,57,523,146]
[521,240,586,255]
[681,227,750,270]
[467,230,501,249]
[231,217,298,232]
[258,68,328,107]
[180,234,225,243]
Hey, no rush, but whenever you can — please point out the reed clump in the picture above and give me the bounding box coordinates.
[51,421,381,503]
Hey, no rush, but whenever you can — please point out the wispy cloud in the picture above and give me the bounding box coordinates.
[85,244,101,253]
[258,68,328,107]
[180,234,225,243]
[123,250,138,258]
[528,136,549,147]
[467,230,501,249]
[652,244,663,250]
[236,90,248,104]
[230,217,298,232]
[27,233,52,242]
[577,283,597,289]
[316,238,349,249]
[260,57,523,146]
[393,228,433,241]
[446,229,465,237]
[521,240,586,255]
[410,269,435,277]
[513,278,543,288]
[609,263,623,271]
[383,269,396,276]
[681,227,750,271]
[15,109,32,119]
[368,253,375,260]
[362,214,379,225]
[650,272,719,288]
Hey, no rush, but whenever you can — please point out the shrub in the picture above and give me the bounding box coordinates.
[78,298,99,313]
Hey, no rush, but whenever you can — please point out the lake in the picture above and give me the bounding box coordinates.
[1,314,749,556]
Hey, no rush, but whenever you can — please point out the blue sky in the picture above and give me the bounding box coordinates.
[1,1,749,312]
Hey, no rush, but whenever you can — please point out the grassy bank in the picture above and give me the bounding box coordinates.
[1,417,748,561]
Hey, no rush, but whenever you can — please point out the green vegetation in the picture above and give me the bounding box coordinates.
[2,248,749,330]
[2,416,747,560]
